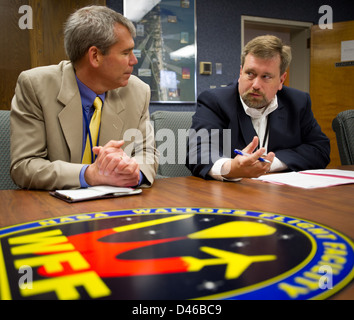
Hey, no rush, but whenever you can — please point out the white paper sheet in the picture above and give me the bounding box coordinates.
[341,40,354,62]
[254,169,354,189]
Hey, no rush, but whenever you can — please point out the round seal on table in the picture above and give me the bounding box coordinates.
[0,207,353,300]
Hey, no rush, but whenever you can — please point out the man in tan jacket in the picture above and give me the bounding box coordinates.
[10,6,158,190]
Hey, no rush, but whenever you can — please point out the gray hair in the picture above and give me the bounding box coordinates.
[64,5,136,64]
[241,35,292,75]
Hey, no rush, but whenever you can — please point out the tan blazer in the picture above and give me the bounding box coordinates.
[10,61,158,190]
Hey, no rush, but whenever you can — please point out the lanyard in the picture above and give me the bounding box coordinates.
[258,118,270,150]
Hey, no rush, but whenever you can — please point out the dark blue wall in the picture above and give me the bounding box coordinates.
[107,0,354,112]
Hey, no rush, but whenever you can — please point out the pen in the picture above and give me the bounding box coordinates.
[234,149,271,163]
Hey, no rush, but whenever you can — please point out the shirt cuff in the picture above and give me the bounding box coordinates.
[80,165,91,188]
[138,171,144,186]
[208,158,242,182]
[270,157,288,172]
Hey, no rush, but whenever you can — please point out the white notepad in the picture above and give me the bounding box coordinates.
[50,185,142,202]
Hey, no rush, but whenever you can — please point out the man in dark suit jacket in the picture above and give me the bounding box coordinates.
[186,35,330,181]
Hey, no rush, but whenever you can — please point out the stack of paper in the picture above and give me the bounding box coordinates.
[254,169,354,189]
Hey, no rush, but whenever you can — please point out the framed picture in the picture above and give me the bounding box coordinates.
[124,0,196,103]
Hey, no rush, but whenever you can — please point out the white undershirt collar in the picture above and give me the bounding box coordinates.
[240,94,278,119]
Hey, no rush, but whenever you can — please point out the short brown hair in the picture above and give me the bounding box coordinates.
[241,35,292,75]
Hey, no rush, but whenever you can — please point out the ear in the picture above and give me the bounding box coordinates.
[87,46,101,68]
[278,72,287,90]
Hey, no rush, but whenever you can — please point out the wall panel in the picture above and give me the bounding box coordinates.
[1,0,106,110]
[0,0,31,109]
[310,21,354,167]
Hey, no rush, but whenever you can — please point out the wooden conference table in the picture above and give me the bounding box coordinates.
[0,166,353,300]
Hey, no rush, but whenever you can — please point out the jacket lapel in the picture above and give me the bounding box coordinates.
[267,96,286,151]
[99,89,126,145]
[236,104,257,145]
[57,62,83,163]
[234,85,257,147]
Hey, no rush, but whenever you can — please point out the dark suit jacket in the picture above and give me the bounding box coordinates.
[186,82,330,179]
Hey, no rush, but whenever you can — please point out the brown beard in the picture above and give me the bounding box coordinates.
[242,90,269,109]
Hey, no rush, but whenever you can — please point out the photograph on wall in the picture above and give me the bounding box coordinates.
[124,0,196,103]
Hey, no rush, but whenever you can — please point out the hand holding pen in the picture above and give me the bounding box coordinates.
[221,137,274,179]
[234,149,271,163]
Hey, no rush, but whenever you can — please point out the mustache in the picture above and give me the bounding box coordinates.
[246,89,265,97]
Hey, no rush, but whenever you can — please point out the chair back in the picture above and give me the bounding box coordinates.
[332,109,354,165]
[0,110,18,189]
[151,111,194,178]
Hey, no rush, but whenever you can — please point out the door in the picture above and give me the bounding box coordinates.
[310,20,354,167]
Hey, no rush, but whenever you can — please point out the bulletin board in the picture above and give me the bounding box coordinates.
[124,0,196,103]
